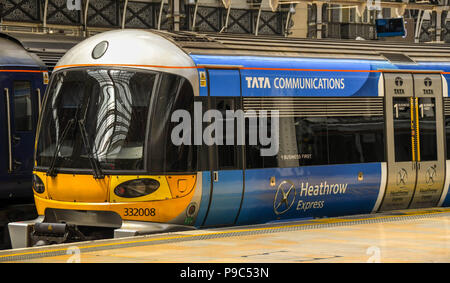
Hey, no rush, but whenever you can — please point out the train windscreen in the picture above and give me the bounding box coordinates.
[36,68,156,172]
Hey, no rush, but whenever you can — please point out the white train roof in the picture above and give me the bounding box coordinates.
[56,29,198,89]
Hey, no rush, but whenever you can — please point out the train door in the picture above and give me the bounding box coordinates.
[3,74,39,177]
[380,73,415,211]
[409,74,445,208]
[201,68,244,227]
[380,73,445,211]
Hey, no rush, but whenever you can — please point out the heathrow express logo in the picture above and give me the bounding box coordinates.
[273,181,296,215]
[395,77,403,87]
[397,168,408,186]
[426,166,436,185]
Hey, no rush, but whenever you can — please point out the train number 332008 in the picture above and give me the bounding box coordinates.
[124,208,156,217]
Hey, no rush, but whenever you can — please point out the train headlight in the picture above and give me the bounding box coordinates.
[114,179,160,198]
[33,174,45,194]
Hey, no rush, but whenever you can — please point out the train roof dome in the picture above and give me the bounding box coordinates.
[56,29,196,81]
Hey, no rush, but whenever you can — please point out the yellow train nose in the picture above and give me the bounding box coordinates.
[45,173,110,203]
[33,171,198,224]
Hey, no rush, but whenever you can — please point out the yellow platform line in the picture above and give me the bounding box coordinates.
[2,207,450,261]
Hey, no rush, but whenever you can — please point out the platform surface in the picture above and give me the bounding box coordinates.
[1,207,449,263]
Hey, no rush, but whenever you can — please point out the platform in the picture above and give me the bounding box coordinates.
[1,207,449,263]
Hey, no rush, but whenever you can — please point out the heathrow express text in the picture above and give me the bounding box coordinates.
[295,182,348,212]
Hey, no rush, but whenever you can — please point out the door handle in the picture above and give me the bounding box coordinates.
[12,135,21,146]
[37,88,42,114]
[213,171,219,182]
[13,159,22,170]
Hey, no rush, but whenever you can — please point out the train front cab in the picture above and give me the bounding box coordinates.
[7,66,205,248]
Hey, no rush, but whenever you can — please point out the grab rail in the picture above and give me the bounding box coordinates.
[4,88,12,173]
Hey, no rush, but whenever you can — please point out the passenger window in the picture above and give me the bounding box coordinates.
[327,116,385,164]
[13,81,32,132]
[214,98,239,170]
[246,116,329,169]
[149,73,197,173]
[244,99,385,169]
[294,117,329,166]
[445,112,450,160]
[245,116,263,169]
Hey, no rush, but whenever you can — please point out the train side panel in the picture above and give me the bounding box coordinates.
[236,163,385,225]
[191,54,450,228]
[193,55,381,98]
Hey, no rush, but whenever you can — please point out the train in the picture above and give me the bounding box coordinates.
[0,33,47,249]
[8,29,450,248]
[0,33,46,201]
[0,32,80,248]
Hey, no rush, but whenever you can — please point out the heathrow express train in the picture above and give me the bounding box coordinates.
[11,29,450,247]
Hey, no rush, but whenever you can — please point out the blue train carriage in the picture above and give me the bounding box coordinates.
[185,34,450,226]
[12,29,450,248]
[0,33,48,201]
[0,33,47,248]
[0,32,81,248]
[0,31,81,203]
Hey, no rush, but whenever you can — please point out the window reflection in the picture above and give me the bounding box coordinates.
[37,68,155,171]
[87,69,134,162]
[246,114,385,169]
[13,81,32,132]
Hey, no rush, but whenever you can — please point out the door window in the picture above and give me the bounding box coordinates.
[214,97,240,170]
[417,97,437,161]
[393,97,413,162]
[13,81,32,132]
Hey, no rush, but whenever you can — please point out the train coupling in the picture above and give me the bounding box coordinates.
[31,222,86,246]
[8,217,88,249]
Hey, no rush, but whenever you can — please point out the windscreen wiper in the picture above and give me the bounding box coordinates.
[47,118,75,177]
[78,119,105,179]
